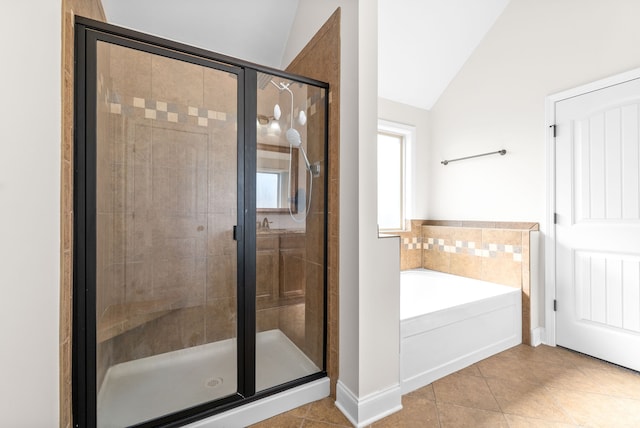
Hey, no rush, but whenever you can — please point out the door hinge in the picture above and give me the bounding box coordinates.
[550,124,557,137]
[233,225,239,241]
[554,213,558,224]
[553,299,557,311]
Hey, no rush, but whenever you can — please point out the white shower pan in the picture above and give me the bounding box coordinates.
[97,329,320,428]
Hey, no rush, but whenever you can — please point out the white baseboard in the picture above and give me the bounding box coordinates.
[531,327,545,347]
[335,380,402,427]
[187,378,329,428]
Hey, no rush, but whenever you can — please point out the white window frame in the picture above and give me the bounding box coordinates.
[377,120,415,232]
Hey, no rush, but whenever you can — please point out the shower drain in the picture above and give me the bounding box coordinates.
[205,377,224,388]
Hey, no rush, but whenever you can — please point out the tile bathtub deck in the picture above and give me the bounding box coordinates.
[249,344,640,427]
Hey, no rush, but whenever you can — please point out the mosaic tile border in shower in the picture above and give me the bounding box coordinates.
[99,67,327,131]
[106,93,234,128]
[105,92,326,129]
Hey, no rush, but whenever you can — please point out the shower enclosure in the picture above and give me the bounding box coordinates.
[73,18,328,427]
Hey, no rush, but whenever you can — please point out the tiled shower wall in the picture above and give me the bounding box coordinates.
[95,42,333,380]
[397,220,539,345]
[287,9,341,397]
[95,42,241,386]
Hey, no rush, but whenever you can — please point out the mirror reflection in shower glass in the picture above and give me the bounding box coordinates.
[94,41,238,427]
[257,143,298,213]
[254,72,326,392]
[257,172,279,209]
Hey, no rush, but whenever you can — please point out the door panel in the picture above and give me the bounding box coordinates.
[574,251,640,331]
[254,72,326,392]
[94,40,239,427]
[555,77,640,371]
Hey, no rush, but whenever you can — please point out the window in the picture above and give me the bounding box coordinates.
[257,172,280,208]
[377,121,414,232]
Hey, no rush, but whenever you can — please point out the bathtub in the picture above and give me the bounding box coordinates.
[400,269,521,394]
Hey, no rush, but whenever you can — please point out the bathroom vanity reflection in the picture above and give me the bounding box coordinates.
[256,231,306,308]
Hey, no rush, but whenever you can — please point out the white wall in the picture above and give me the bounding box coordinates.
[428,0,640,334]
[378,98,430,220]
[0,1,61,425]
[286,1,401,425]
[356,0,400,407]
[430,0,640,222]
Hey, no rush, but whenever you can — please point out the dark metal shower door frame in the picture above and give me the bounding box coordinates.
[73,17,329,428]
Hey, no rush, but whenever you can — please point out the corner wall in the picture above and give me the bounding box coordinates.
[286,9,341,395]
[428,0,640,337]
[286,1,402,425]
[0,1,62,426]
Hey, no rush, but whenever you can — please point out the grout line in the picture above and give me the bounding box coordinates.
[264,345,640,427]
[434,399,443,428]
[483,373,505,416]
[540,383,580,426]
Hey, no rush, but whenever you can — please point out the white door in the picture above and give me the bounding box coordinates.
[555,76,640,371]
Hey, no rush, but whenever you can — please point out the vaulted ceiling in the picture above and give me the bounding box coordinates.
[101,0,510,110]
[378,0,510,109]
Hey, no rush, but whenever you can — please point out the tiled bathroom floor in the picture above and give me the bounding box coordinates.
[249,344,640,427]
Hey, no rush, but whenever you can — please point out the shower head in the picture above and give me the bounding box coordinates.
[286,128,302,147]
[285,127,312,172]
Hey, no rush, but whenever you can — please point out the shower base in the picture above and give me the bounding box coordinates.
[97,329,320,428]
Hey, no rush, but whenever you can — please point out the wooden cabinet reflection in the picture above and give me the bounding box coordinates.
[256,232,306,309]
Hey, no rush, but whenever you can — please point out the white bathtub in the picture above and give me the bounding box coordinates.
[400,269,521,394]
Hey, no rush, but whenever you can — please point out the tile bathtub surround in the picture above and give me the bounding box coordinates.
[422,226,527,287]
[397,220,538,278]
[250,344,640,428]
[396,219,535,270]
[397,220,427,270]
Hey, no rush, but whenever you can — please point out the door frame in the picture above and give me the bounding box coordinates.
[544,66,640,347]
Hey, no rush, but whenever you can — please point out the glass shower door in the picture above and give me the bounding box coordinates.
[254,73,327,391]
[75,19,329,428]
[93,40,240,427]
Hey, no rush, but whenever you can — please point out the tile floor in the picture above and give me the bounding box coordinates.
[249,344,640,427]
